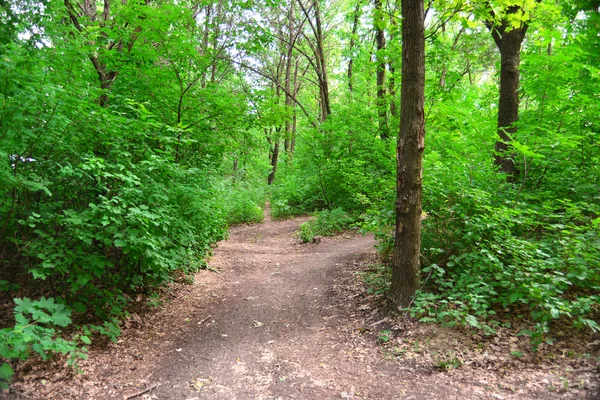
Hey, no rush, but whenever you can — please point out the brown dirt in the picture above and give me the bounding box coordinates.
[5,213,599,400]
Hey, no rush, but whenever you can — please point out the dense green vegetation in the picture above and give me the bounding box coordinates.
[0,0,598,387]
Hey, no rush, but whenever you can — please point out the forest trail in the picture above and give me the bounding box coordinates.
[12,214,461,399]
[10,213,594,400]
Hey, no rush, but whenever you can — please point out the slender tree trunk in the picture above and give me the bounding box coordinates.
[201,4,212,89]
[388,1,400,119]
[314,0,330,121]
[291,57,300,155]
[485,6,528,180]
[347,1,361,93]
[374,0,388,139]
[297,0,330,121]
[268,137,280,185]
[284,1,295,153]
[210,0,224,84]
[390,0,425,308]
[495,28,525,179]
[64,0,124,107]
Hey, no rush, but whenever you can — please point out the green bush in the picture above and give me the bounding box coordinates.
[414,187,600,347]
[0,298,84,389]
[298,208,354,243]
[271,111,395,220]
[360,148,600,347]
[223,182,266,225]
[270,169,321,219]
[0,52,229,379]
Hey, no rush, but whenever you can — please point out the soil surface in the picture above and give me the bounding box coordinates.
[5,212,599,400]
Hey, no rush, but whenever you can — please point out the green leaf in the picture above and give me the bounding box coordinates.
[0,363,14,380]
[508,291,521,304]
[79,335,91,345]
[465,315,480,328]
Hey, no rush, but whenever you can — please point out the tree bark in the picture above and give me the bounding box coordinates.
[268,135,280,185]
[284,1,296,153]
[390,0,425,308]
[313,0,330,121]
[64,0,142,107]
[297,0,331,122]
[388,1,400,119]
[200,4,212,89]
[210,0,224,85]
[485,6,528,180]
[374,0,388,139]
[347,1,361,93]
[291,57,300,153]
[495,27,525,178]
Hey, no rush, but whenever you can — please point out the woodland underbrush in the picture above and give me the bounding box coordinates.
[359,162,600,350]
[297,208,354,242]
[0,45,268,386]
[272,120,599,351]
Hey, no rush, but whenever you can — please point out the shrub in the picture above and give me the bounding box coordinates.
[415,192,600,347]
[223,182,266,225]
[298,208,354,243]
[0,298,83,389]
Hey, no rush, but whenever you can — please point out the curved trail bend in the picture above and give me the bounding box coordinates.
[12,215,492,399]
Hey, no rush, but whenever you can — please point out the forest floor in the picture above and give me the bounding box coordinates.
[5,210,599,400]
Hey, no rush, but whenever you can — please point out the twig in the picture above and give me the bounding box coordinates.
[368,318,389,327]
[573,367,599,373]
[124,383,159,400]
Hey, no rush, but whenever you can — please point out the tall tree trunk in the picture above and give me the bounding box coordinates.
[314,0,330,121]
[390,0,425,307]
[210,0,224,84]
[268,137,280,185]
[495,28,525,178]
[374,0,388,139]
[388,1,400,119]
[347,1,361,93]
[291,58,301,154]
[485,6,528,180]
[284,1,295,153]
[297,0,331,121]
[201,4,212,89]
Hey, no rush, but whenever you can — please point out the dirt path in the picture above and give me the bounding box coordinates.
[8,215,599,399]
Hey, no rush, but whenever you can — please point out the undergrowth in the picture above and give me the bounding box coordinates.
[223,181,266,225]
[298,208,354,242]
[360,189,600,349]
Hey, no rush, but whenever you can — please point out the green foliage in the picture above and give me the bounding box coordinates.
[222,181,266,225]
[0,0,242,382]
[298,208,354,243]
[358,24,600,346]
[415,189,600,346]
[361,205,395,259]
[0,297,85,389]
[359,263,391,296]
[435,354,464,371]
[270,173,318,219]
[0,0,599,388]
[377,330,392,343]
[271,108,395,219]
